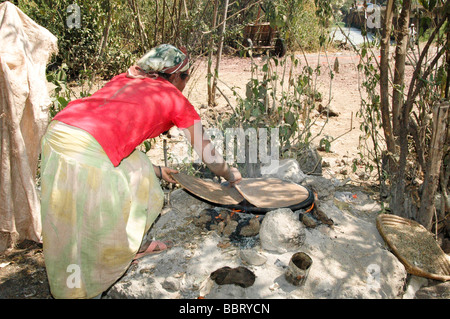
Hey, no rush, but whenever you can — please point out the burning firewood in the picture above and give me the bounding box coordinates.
[313,206,334,226]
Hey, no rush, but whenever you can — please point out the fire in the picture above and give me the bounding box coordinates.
[304,203,315,213]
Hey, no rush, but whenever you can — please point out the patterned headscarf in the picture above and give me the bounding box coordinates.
[127,44,189,79]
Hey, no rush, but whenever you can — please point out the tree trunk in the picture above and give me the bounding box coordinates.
[128,0,149,50]
[379,0,396,154]
[211,0,229,107]
[389,0,413,219]
[97,0,112,59]
[161,0,166,43]
[175,0,183,42]
[419,102,449,229]
[380,0,405,216]
[208,0,219,106]
[446,22,450,99]
[154,0,159,46]
[183,0,189,19]
[392,0,411,136]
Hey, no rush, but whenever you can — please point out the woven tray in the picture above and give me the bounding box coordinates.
[376,214,450,281]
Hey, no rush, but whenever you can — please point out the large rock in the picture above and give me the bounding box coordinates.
[259,208,306,253]
[260,159,307,183]
[298,200,407,298]
[414,280,450,299]
[297,147,322,175]
[106,187,408,299]
[302,175,336,200]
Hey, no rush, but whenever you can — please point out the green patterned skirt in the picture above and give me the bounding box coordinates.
[40,121,164,298]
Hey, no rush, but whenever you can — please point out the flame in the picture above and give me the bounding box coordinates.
[304,203,315,213]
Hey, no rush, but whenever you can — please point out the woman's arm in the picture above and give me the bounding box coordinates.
[182,123,242,185]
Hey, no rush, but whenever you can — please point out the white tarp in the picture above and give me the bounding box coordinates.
[0,1,57,251]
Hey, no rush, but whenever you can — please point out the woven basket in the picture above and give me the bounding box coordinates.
[376,214,450,281]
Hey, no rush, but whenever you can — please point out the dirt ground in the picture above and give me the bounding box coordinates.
[0,47,441,299]
[0,240,50,299]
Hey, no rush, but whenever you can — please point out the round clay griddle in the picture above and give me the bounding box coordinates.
[171,173,314,213]
[235,177,311,209]
[171,172,244,206]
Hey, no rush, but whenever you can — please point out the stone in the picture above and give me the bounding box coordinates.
[333,57,340,73]
[259,208,306,253]
[169,188,211,214]
[297,147,322,175]
[193,209,212,227]
[402,276,428,299]
[302,175,335,200]
[318,104,339,117]
[299,200,407,299]
[239,249,267,266]
[414,280,450,299]
[260,158,307,183]
[313,207,334,226]
[162,276,180,292]
[300,214,317,228]
[222,220,238,237]
[238,217,260,237]
[210,266,256,288]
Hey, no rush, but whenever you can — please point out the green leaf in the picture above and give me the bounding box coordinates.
[143,141,152,153]
[319,137,331,153]
[57,96,69,109]
[284,111,296,126]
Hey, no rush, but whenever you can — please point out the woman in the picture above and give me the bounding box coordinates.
[40,44,241,299]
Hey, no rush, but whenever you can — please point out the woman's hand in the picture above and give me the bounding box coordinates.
[155,166,179,183]
[226,167,242,187]
[161,167,179,183]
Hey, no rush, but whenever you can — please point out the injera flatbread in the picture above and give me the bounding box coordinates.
[171,172,244,206]
[376,214,450,281]
[235,178,311,209]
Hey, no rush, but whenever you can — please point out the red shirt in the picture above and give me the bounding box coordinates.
[53,73,200,166]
